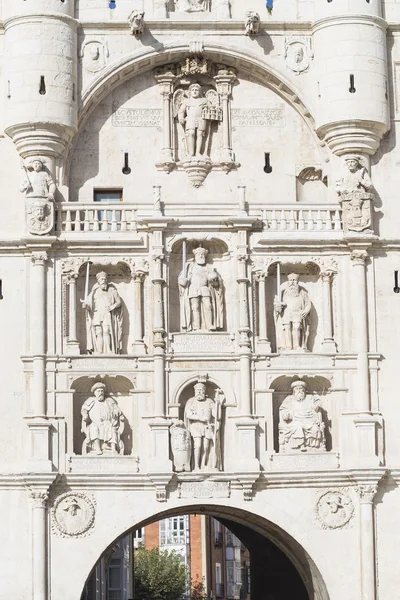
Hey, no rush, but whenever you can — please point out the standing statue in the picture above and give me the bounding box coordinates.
[20,158,56,201]
[170,420,192,472]
[184,381,224,471]
[336,155,374,234]
[274,273,311,351]
[176,83,222,158]
[20,158,56,236]
[176,0,210,12]
[279,381,325,453]
[81,382,125,455]
[179,245,224,332]
[82,271,124,355]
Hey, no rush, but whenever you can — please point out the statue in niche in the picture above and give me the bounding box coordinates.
[170,420,192,472]
[184,379,225,471]
[175,0,210,12]
[279,381,325,453]
[81,382,125,455]
[179,245,224,332]
[274,273,311,351]
[20,158,56,236]
[82,271,123,355]
[336,155,374,234]
[175,83,222,158]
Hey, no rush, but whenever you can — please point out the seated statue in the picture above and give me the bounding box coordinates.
[81,382,125,455]
[279,381,325,452]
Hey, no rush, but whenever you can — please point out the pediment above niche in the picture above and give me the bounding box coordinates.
[154,58,239,186]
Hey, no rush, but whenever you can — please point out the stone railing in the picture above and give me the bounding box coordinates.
[55,203,138,233]
[262,205,343,232]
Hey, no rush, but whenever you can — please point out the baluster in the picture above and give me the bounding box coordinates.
[298,210,305,230]
[120,209,127,232]
[130,209,137,232]
[101,210,108,231]
[262,209,267,222]
[289,210,296,231]
[270,210,277,230]
[65,210,72,232]
[325,210,332,230]
[111,209,118,232]
[93,210,99,232]
[74,210,81,232]
[307,210,314,231]
[316,210,323,230]
[84,210,90,232]
[334,209,342,231]
[279,210,287,231]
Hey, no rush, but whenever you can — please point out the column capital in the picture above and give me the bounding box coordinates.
[350,249,369,266]
[320,270,335,282]
[133,270,147,283]
[31,251,48,266]
[28,489,49,509]
[355,484,378,503]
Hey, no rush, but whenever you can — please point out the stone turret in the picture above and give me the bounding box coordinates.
[3,0,78,172]
[313,0,389,156]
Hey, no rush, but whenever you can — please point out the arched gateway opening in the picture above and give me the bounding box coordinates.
[80,505,328,600]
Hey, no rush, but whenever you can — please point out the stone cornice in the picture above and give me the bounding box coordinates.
[77,20,312,33]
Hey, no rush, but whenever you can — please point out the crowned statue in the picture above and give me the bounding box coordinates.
[279,381,325,453]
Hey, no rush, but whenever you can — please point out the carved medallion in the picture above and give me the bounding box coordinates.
[26,199,54,236]
[52,492,96,538]
[81,39,109,73]
[315,490,354,530]
[285,37,313,75]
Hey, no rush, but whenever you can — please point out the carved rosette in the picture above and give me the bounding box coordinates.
[52,492,96,538]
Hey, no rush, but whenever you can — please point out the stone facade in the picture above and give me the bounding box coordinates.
[0,1,400,599]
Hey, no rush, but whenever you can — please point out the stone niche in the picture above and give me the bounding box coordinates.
[71,375,135,456]
[271,375,332,455]
[168,237,233,335]
[75,263,136,355]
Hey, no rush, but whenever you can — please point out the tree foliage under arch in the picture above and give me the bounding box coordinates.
[134,546,188,600]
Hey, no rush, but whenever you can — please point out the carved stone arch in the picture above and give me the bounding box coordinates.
[268,374,332,394]
[64,43,328,177]
[70,374,136,394]
[75,504,330,600]
[168,234,231,257]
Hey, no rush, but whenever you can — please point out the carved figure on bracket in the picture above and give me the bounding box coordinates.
[184,378,225,471]
[82,271,123,355]
[175,83,222,158]
[279,381,325,453]
[129,10,145,36]
[175,0,210,12]
[336,155,374,234]
[81,382,125,455]
[170,420,192,472]
[179,245,224,332]
[20,159,56,236]
[274,273,311,351]
[245,11,261,36]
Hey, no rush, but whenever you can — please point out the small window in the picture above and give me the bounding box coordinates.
[94,189,123,203]
[94,189,123,230]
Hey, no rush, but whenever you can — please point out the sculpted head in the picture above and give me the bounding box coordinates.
[189,83,202,99]
[33,201,46,221]
[345,155,361,173]
[91,382,106,402]
[31,159,44,173]
[325,493,343,514]
[291,380,306,401]
[193,246,208,265]
[194,382,206,401]
[96,271,108,290]
[287,273,300,289]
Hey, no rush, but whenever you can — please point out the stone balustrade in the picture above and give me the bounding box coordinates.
[55,203,138,233]
[262,205,343,233]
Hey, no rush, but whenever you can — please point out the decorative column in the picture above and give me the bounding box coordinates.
[256,272,271,354]
[154,66,176,172]
[132,268,147,355]
[350,249,379,465]
[28,251,52,471]
[320,267,337,353]
[29,490,49,600]
[61,257,85,354]
[67,274,78,346]
[149,231,172,478]
[356,485,378,600]
[235,238,259,472]
[214,65,237,168]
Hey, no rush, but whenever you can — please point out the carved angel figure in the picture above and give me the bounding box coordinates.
[175,0,210,12]
[174,83,222,158]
